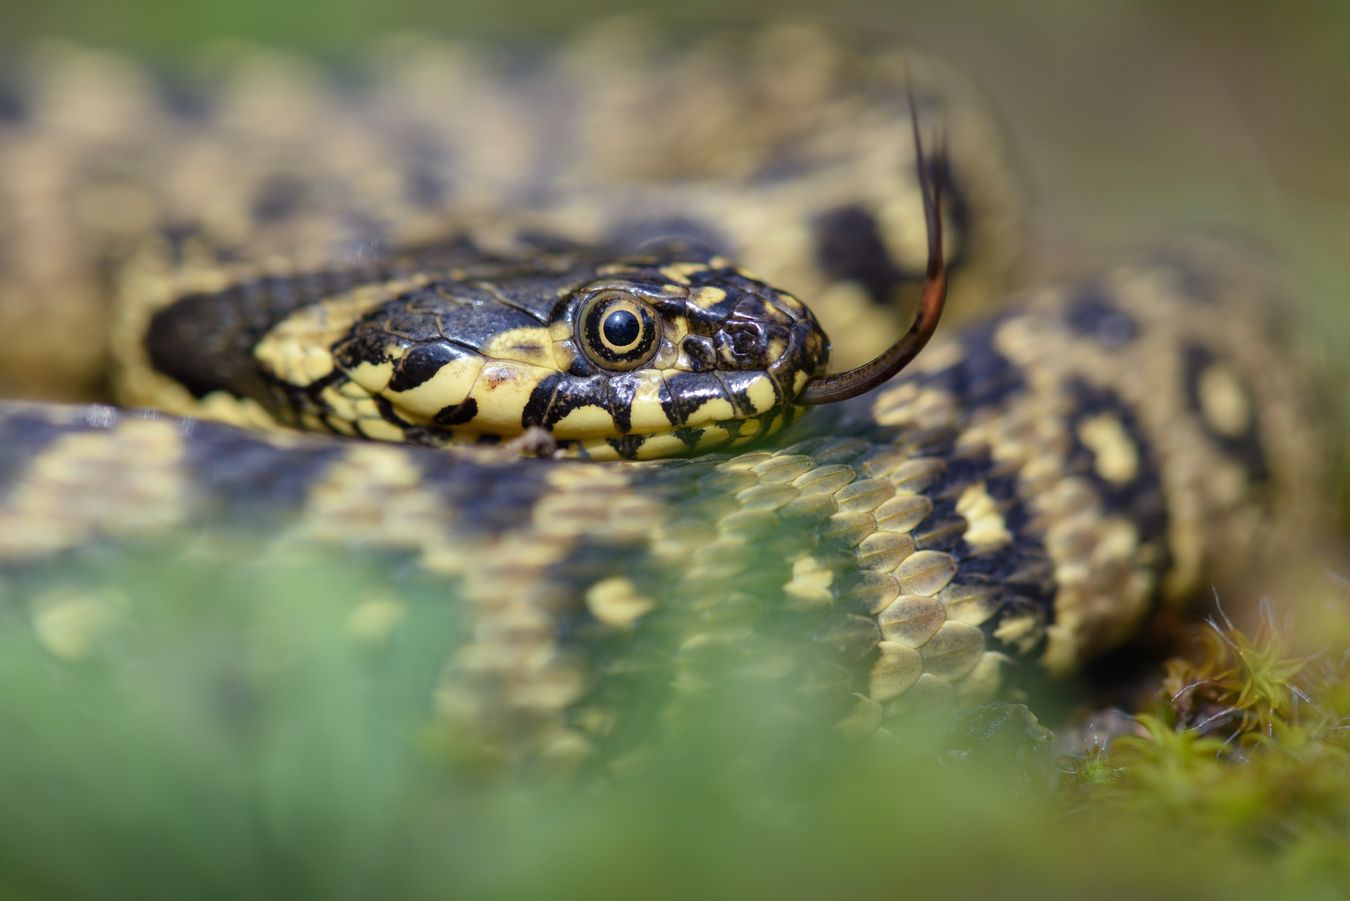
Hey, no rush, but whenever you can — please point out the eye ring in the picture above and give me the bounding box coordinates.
[577,290,662,371]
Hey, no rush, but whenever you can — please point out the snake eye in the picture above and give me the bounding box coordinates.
[577,290,662,371]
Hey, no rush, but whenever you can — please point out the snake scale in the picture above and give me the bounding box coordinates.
[0,21,1325,762]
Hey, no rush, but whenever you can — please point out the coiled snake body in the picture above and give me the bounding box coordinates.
[0,23,1322,760]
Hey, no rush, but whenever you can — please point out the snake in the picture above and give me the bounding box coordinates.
[0,21,1326,762]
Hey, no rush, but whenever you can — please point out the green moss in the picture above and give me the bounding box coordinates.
[1062,595,1350,889]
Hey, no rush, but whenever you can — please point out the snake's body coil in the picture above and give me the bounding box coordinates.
[0,24,1324,761]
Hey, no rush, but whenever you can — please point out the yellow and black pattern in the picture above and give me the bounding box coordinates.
[139,237,829,459]
[0,23,1326,763]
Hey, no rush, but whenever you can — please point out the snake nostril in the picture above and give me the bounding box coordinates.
[720,321,766,362]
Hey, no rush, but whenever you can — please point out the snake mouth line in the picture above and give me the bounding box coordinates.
[363,359,805,460]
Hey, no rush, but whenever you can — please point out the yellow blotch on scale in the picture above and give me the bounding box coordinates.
[627,370,677,432]
[317,386,363,423]
[993,613,1042,655]
[195,392,284,433]
[784,555,834,608]
[1077,414,1140,484]
[744,375,778,415]
[346,360,394,392]
[455,360,552,432]
[734,418,762,439]
[384,355,484,420]
[695,425,732,449]
[955,482,1012,551]
[585,577,654,628]
[684,396,736,425]
[355,416,410,443]
[686,286,728,312]
[1197,364,1252,437]
[258,341,335,386]
[659,262,712,285]
[631,433,688,458]
[552,404,617,438]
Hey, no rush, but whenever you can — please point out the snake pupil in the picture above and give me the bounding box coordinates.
[603,309,641,348]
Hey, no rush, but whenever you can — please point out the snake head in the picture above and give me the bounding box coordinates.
[331,246,831,460]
